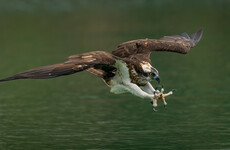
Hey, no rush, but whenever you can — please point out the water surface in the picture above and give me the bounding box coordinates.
[0,1,230,149]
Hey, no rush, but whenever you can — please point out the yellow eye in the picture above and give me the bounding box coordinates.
[149,72,153,76]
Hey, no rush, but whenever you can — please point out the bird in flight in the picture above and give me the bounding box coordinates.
[0,29,203,111]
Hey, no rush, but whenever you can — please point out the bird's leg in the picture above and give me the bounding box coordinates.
[152,97,158,112]
[142,82,156,93]
[142,82,167,111]
[124,82,155,99]
[142,82,157,104]
[130,82,175,111]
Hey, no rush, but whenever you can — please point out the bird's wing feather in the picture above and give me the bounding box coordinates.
[112,28,203,59]
[86,68,105,78]
[0,51,116,81]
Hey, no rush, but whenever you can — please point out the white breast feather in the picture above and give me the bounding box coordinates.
[109,60,131,94]
[113,60,130,83]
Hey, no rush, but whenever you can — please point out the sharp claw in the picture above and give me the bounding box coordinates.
[164,105,167,109]
[172,89,176,92]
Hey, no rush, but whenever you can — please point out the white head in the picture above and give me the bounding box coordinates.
[141,62,160,83]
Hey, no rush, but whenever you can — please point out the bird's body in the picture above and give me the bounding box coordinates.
[0,29,203,110]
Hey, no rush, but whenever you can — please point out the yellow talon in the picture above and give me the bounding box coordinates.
[152,88,174,111]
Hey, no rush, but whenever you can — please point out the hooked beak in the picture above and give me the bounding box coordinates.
[152,76,160,84]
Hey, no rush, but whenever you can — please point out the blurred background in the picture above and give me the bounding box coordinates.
[0,0,230,149]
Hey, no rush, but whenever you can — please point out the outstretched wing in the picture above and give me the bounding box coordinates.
[112,28,203,59]
[0,51,116,82]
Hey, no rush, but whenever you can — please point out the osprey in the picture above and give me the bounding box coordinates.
[0,29,203,111]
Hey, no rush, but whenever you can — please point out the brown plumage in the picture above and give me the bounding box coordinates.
[112,28,203,60]
[0,29,203,86]
[0,51,117,81]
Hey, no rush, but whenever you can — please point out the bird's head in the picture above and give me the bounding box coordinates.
[141,62,160,84]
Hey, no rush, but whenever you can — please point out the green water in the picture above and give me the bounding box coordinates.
[0,1,230,149]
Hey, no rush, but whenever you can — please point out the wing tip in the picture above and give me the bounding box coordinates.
[192,28,203,45]
[0,75,22,82]
[195,28,203,41]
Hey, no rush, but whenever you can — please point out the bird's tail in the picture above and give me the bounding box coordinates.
[0,63,77,82]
